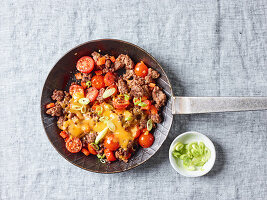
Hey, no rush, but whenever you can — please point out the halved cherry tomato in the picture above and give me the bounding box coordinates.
[110,56,116,63]
[130,125,141,139]
[88,143,98,155]
[91,75,105,89]
[113,95,130,110]
[86,87,99,102]
[97,56,106,66]
[104,134,119,151]
[46,103,55,109]
[81,81,87,89]
[65,137,82,153]
[138,132,154,148]
[104,72,116,86]
[60,131,68,139]
[150,105,158,115]
[69,85,84,96]
[81,148,90,156]
[134,61,148,77]
[141,100,151,110]
[104,149,116,162]
[76,56,94,73]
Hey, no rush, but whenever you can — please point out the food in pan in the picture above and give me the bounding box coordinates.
[45,51,167,163]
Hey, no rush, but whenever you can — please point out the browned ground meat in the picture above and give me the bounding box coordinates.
[57,116,65,128]
[123,69,135,81]
[81,73,92,83]
[115,148,131,162]
[114,54,134,71]
[151,113,162,123]
[140,117,148,129]
[91,51,100,63]
[130,84,150,98]
[127,76,146,88]
[46,103,62,117]
[51,90,64,101]
[96,88,105,103]
[96,143,104,155]
[82,132,98,144]
[117,77,129,94]
[148,68,160,79]
[152,86,166,109]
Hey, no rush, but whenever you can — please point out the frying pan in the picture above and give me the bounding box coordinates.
[41,39,267,173]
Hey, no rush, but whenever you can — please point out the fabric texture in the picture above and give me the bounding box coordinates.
[0,0,266,199]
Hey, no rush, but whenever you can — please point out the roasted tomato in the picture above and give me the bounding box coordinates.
[88,143,98,155]
[65,137,82,153]
[104,72,116,86]
[134,61,148,77]
[69,85,84,96]
[104,134,119,151]
[138,132,154,148]
[76,56,94,73]
[85,87,99,102]
[104,149,116,162]
[91,75,105,89]
[113,95,130,110]
[141,100,151,110]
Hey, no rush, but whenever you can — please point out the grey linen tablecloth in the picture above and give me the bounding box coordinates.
[1,0,266,199]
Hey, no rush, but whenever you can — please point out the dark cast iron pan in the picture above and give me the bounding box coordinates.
[41,39,267,173]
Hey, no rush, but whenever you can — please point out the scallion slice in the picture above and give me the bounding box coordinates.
[71,105,81,110]
[124,94,130,100]
[95,127,109,144]
[86,81,91,87]
[103,88,116,99]
[146,119,153,131]
[90,143,99,151]
[133,97,141,105]
[78,98,90,105]
[96,106,103,115]
[138,102,147,107]
[81,106,87,113]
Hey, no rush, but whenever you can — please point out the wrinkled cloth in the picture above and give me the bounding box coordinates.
[0,0,266,200]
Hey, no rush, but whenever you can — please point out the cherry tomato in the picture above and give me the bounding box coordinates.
[150,105,158,115]
[104,72,116,86]
[85,87,99,102]
[139,132,154,148]
[104,134,119,151]
[65,137,82,153]
[69,85,84,96]
[88,143,98,155]
[80,81,87,89]
[134,61,148,77]
[141,100,151,110]
[104,149,117,162]
[130,125,141,139]
[76,56,94,73]
[113,95,130,110]
[91,75,105,89]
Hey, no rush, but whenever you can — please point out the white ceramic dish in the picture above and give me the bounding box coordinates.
[169,131,216,177]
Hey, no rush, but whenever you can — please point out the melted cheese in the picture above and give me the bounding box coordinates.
[62,100,134,149]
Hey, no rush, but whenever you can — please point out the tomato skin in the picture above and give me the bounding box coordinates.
[76,56,94,73]
[113,96,130,110]
[150,105,158,115]
[85,87,99,102]
[130,125,141,139]
[65,137,82,153]
[141,100,151,110]
[88,143,98,155]
[104,149,117,162]
[139,132,154,148]
[69,85,84,96]
[104,135,119,151]
[104,72,116,86]
[134,61,148,77]
[91,75,105,89]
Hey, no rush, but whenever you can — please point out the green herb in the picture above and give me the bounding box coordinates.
[124,94,130,100]
[90,143,99,151]
[138,102,147,107]
[172,141,211,171]
[78,98,90,105]
[146,119,153,131]
[86,81,91,87]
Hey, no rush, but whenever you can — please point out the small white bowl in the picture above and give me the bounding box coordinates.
[169,131,216,177]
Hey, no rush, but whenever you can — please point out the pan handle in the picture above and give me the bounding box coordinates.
[172,97,267,114]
